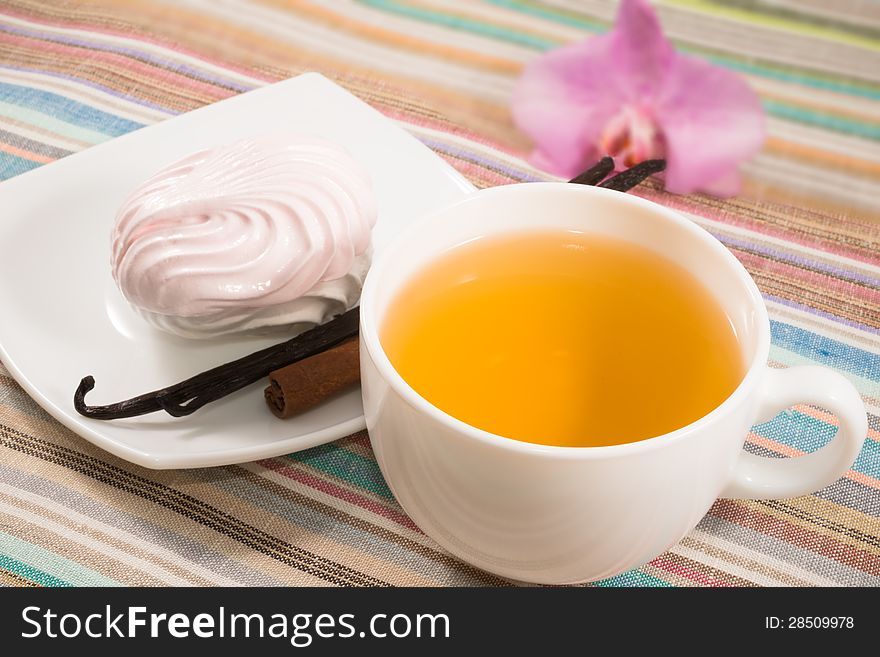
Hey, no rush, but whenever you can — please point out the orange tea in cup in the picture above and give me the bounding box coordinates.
[380,229,744,447]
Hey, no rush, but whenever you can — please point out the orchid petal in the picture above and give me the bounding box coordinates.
[608,0,675,100]
[511,36,626,177]
[698,170,742,198]
[653,54,765,195]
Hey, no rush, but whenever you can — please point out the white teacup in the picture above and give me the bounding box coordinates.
[358,182,867,584]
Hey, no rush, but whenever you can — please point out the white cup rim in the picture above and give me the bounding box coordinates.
[360,182,771,459]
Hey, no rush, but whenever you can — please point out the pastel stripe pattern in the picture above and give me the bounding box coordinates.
[0,0,878,587]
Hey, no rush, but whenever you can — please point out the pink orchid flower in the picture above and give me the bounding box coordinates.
[511,0,764,196]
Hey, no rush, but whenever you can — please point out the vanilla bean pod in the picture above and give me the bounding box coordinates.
[568,156,615,186]
[74,307,360,419]
[598,159,666,191]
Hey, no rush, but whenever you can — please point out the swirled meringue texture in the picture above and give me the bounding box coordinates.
[111,134,377,339]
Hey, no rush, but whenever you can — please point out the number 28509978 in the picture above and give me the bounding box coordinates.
[765,617,854,629]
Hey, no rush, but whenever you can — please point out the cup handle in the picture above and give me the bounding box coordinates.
[721,366,867,500]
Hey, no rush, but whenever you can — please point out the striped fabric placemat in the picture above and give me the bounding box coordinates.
[0,0,877,586]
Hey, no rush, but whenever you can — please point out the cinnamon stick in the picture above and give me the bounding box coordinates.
[264,336,360,419]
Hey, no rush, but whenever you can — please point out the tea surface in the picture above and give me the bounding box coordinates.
[381,230,744,447]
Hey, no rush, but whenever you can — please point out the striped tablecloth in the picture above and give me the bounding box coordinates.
[0,1,877,587]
